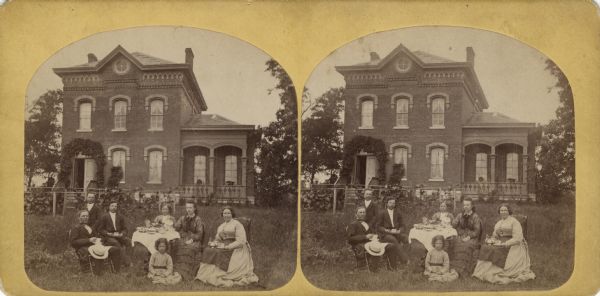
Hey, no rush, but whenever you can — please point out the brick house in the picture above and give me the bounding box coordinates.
[336,44,538,201]
[54,45,256,203]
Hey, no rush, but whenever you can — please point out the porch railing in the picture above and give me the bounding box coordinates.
[214,185,246,204]
[178,185,213,198]
[462,182,527,199]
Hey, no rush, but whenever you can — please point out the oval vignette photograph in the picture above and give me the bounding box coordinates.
[24,26,298,291]
[301,26,574,292]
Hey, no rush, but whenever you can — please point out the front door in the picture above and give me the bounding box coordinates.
[365,156,378,186]
[83,159,96,189]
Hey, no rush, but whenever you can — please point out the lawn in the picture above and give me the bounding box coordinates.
[25,204,297,291]
[301,200,574,292]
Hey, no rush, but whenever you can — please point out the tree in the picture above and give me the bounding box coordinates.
[255,59,298,206]
[301,87,344,184]
[24,90,63,188]
[536,59,575,203]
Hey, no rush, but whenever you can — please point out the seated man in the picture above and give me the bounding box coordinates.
[376,197,409,266]
[172,201,205,280]
[347,206,402,271]
[70,209,121,273]
[94,200,131,267]
[450,197,482,277]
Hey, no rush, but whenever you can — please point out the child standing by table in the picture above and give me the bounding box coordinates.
[148,238,182,285]
[424,235,458,282]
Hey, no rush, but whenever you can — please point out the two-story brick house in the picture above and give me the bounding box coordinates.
[54,45,255,202]
[336,44,538,200]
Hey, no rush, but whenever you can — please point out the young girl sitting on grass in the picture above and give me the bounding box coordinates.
[424,235,458,282]
[148,238,182,285]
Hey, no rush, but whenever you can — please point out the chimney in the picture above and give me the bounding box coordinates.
[370,52,380,62]
[466,47,475,65]
[185,48,194,66]
[87,53,98,63]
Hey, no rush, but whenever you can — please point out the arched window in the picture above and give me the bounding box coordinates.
[150,99,164,130]
[360,99,374,128]
[111,149,126,182]
[393,146,408,177]
[430,147,445,180]
[194,155,207,185]
[431,97,445,128]
[148,150,163,183]
[476,153,487,181]
[395,98,409,127]
[113,100,127,130]
[506,153,519,182]
[225,155,238,185]
[79,102,92,131]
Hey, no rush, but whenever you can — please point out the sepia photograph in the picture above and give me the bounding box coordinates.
[301,26,575,291]
[23,26,298,291]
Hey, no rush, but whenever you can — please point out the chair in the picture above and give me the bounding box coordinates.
[68,229,115,275]
[345,226,391,272]
[235,217,252,243]
[513,214,528,240]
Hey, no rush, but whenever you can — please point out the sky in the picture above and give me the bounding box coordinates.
[305,26,563,125]
[26,26,283,126]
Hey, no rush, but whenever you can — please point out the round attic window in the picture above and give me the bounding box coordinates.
[395,57,412,73]
[113,58,131,75]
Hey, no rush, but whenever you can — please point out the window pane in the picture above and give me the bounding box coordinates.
[396,98,409,126]
[432,98,445,127]
[112,150,126,180]
[394,147,408,175]
[79,102,91,130]
[475,152,487,181]
[506,153,519,181]
[150,100,164,129]
[194,155,207,185]
[225,155,237,185]
[149,151,163,182]
[361,100,373,127]
[430,148,444,179]
[114,101,127,129]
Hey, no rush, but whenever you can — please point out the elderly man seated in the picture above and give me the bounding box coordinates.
[347,206,402,272]
[70,209,121,273]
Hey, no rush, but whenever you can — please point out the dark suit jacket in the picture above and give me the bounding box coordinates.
[359,200,379,227]
[94,212,128,237]
[83,203,102,227]
[346,220,375,246]
[376,208,405,233]
[70,224,97,250]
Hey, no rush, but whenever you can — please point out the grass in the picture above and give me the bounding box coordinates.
[25,204,297,291]
[301,200,575,292]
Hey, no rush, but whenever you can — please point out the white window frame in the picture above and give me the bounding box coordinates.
[78,102,92,132]
[393,146,408,180]
[360,99,374,129]
[394,98,409,128]
[113,100,128,131]
[475,153,488,182]
[429,147,445,181]
[506,153,519,182]
[193,155,207,185]
[224,155,238,185]
[431,97,445,128]
[149,99,164,131]
[148,150,163,184]
[111,149,127,183]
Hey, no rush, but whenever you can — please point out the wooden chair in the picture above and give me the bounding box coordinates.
[68,229,115,275]
[235,217,252,243]
[513,214,528,240]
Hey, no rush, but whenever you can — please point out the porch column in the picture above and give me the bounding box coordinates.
[461,153,465,184]
[208,148,215,186]
[179,156,184,186]
[522,154,528,189]
[241,157,247,198]
[490,154,496,183]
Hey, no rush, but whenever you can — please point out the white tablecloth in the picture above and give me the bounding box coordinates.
[408,226,458,251]
[131,230,180,254]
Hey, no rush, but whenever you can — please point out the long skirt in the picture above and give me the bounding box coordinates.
[171,239,202,280]
[195,244,259,287]
[472,242,535,284]
[450,239,479,276]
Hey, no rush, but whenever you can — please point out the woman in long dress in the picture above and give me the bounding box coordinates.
[473,203,535,284]
[195,206,258,287]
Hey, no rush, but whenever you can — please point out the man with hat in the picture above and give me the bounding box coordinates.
[347,206,402,271]
[83,193,101,227]
[94,200,131,267]
[70,209,121,273]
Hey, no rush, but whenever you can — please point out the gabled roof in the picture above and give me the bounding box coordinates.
[53,45,208,111]
[335,43,489,109]
[181,114,254,131]
[463,112,535,128]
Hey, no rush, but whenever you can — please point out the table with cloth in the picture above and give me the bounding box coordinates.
[131,229,181,254]
[408,224,457,273]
